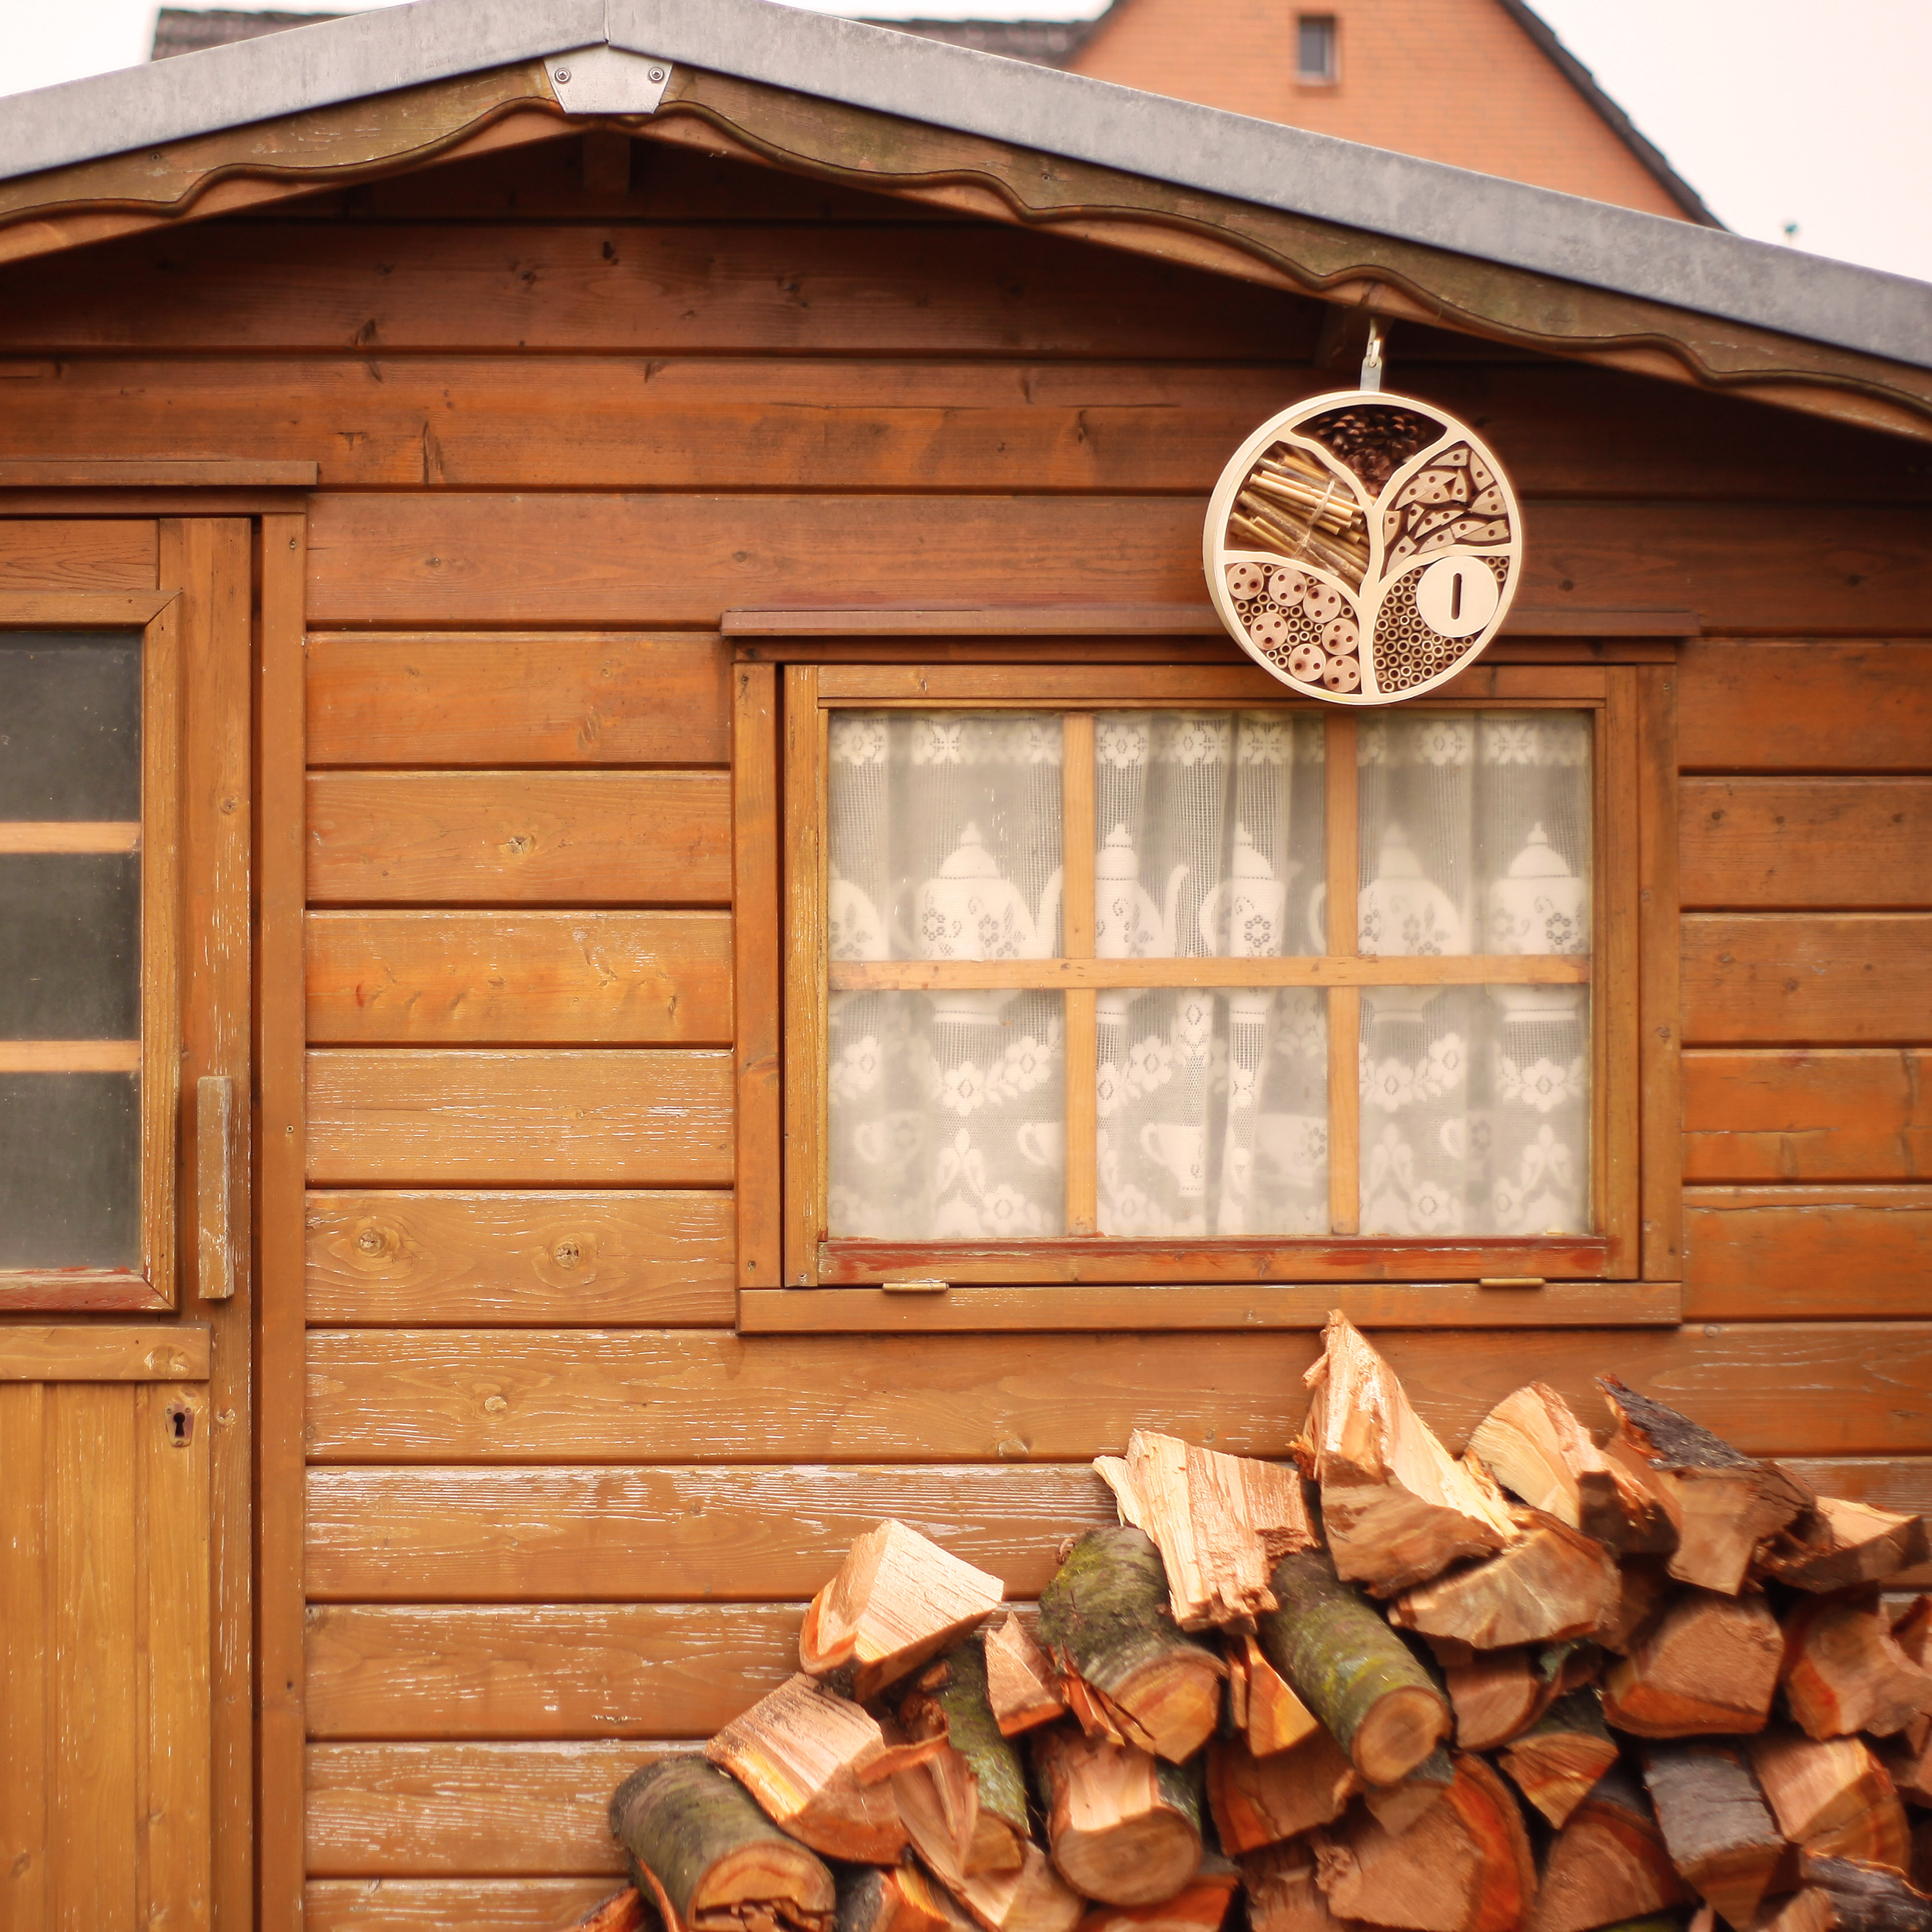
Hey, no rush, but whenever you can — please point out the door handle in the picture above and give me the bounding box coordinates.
[197,1074,235,1301]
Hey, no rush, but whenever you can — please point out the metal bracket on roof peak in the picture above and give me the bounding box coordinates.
[546,46,673,117]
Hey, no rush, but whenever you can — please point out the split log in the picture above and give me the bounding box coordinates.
[1468,1384,1675,1555]
[1600,1379,1811,1597]
[1876,1714,1931,1807]
[1501,1692,1621,1830]
[1895,1598,1931,1667]
[896,1641,1032,1875]
[1230,1632,1319,1757]
[1076,1854,1237,1932]
[1391,1507,1620,1651]
[984,1615,1066,1738]
[1754,1895,1836,1932]
[1749,1730,1910,1871]
[1310,1752,1536,1932]
[1095,1429,1317,1631]
[837,1863,969,1932]
[1914,1825,1932,1899]
[1449,1647,1556,1751]
[1603,1589,1784,1737]
[800,1520,1005,1700]
[1526,1765,1688,1932]
[1302,1313,1516,1595]
[574,1888,647,1932]
[894,1769,1084,1932]
[1037,1527,1225,1763]
[1205,1727,1358,1856]
[706,1674,909,1862]
[1643,1741,1795,1930]
[1032,1725,1204,1907]
[1242,1841,1345,1932]
[610,1756,837,1932]
[1258,1548,1452,1785]
[1599,1562,1673,1657]
[1783,1594,1932,1741]
[1364,1746,1455,1836]
[1800,1855,1932,1932]
[1764,1501,1930,1596]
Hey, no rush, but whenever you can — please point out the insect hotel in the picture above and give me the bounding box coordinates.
[0,4,1926,1928]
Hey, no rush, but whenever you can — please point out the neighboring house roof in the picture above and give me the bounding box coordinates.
[2,0,1921,373]
[151,9,339,59]
[858,18,1103,65]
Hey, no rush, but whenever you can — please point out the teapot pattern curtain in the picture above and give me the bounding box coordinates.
[1356,710,1593,1236]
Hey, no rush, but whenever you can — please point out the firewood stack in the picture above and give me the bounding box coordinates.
[581,1315,1932,1932]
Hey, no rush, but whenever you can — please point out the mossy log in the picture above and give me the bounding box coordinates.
[1257,1548,1451,1786]
[1032,1725,1204,1907]
[898,1639,1031,1875]
[610,1755,836,1932]
[1038,1527,1225,1763]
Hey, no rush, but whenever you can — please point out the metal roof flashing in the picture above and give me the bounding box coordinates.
[0,0,1927,374]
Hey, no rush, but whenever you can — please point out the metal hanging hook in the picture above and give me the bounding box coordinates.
[1360,317,1385,393]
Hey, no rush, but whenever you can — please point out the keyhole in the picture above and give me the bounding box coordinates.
[1450,569,1464,621]
[167,1401,194,1448]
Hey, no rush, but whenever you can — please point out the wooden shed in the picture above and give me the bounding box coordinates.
[0,3,1927,1926]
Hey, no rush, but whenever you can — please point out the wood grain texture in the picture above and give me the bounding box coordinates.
[9,355,1930,498]
[306,494,1932,631]
[0,221,1306,356]
[305,1191,734,1326]
[1684,1050,1932,1180]
[304,1463,1117,1601]
[305,1049,735,1186]
[306,771,732,907]
[782,667,825,1287]
[1679,645,1932,772]
[0,518,155,591]
[305,1878,622,1929]
[307,1602,807,1739]
[302,1324,1931,1463]
[1681,779,1932,908]
[1684,1187,1932,1319]
[0,1325,211,1380]
[1638,662,1684,1281]
[1778,1459,1932,1585]
[733,665,783,1289]
[0,1384,48,1923]
[307,1741,674,1876]
[1682,915,1932,1044]
[306,631,730,767]
[306,910,733,1044]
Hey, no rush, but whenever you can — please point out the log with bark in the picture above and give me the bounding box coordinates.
[837,1862,970,1932]
[1799,1855,1932,1932]
[1032,1725,1204,1907]
[1073,1854,1237,1932]
[1094,1429,1317,1631]
[1763,1501,1930,1595]
[983,1615,1066,1738]
[1301,1314,1516,1595]
[800,1520,1005,1700]
[1748,1729,1910,1872]
[574,1888,648,1932]
[1257,1548,1452,1785]
[1226,1632,1319,1757]
[1310,1752,1536,1932]
[705,1673,911,1862]
[1037,1527,1226,1764]
[610,1756,838,1932]
[1468,1383,1675,1556]
[1602,1589,1784,1737]
[1642,1740,1795,1930]
[1449,1647,1559,1751]
[1390,1507,1619,1652]
[1782,1594,1932,1741]
[1599,1380,1811,1598]
[1525,1765,1688,1932]
[1500,1690,1621,1830]
[895,1641,1032,1876]
[891,1764,1084,1932]
[1204,1726,1358,1856]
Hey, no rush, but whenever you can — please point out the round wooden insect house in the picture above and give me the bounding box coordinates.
[1204,389,1523,703]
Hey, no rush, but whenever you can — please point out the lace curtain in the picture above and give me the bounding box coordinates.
[1356,710,1593,1236]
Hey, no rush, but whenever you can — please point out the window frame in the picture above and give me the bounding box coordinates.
[1295,13,1340,85]
[0,588,182,1311]
[775,655,1646,1297]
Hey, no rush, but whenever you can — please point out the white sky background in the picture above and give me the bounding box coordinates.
[2,0,1929,284]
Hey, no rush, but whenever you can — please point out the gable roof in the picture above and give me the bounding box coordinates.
[1,0,1926,374]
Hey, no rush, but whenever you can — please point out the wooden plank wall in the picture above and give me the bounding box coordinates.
[6,133,1927,1927]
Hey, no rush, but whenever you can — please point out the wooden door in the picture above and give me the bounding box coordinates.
[0,518,255,1932]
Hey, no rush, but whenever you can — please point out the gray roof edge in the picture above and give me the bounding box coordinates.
[1,0,1927,375]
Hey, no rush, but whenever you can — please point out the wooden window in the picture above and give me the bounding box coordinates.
[0,595,180,1309]
[756,657,1673,1331]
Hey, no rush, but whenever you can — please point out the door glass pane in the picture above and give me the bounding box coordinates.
[1,630,144,1272]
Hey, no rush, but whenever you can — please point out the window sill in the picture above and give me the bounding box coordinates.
[738,1279,1682,1334]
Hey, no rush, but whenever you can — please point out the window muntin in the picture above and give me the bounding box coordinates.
[820,701,1593,1254]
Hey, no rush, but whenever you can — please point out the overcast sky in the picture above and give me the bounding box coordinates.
[5,0,1929,284]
